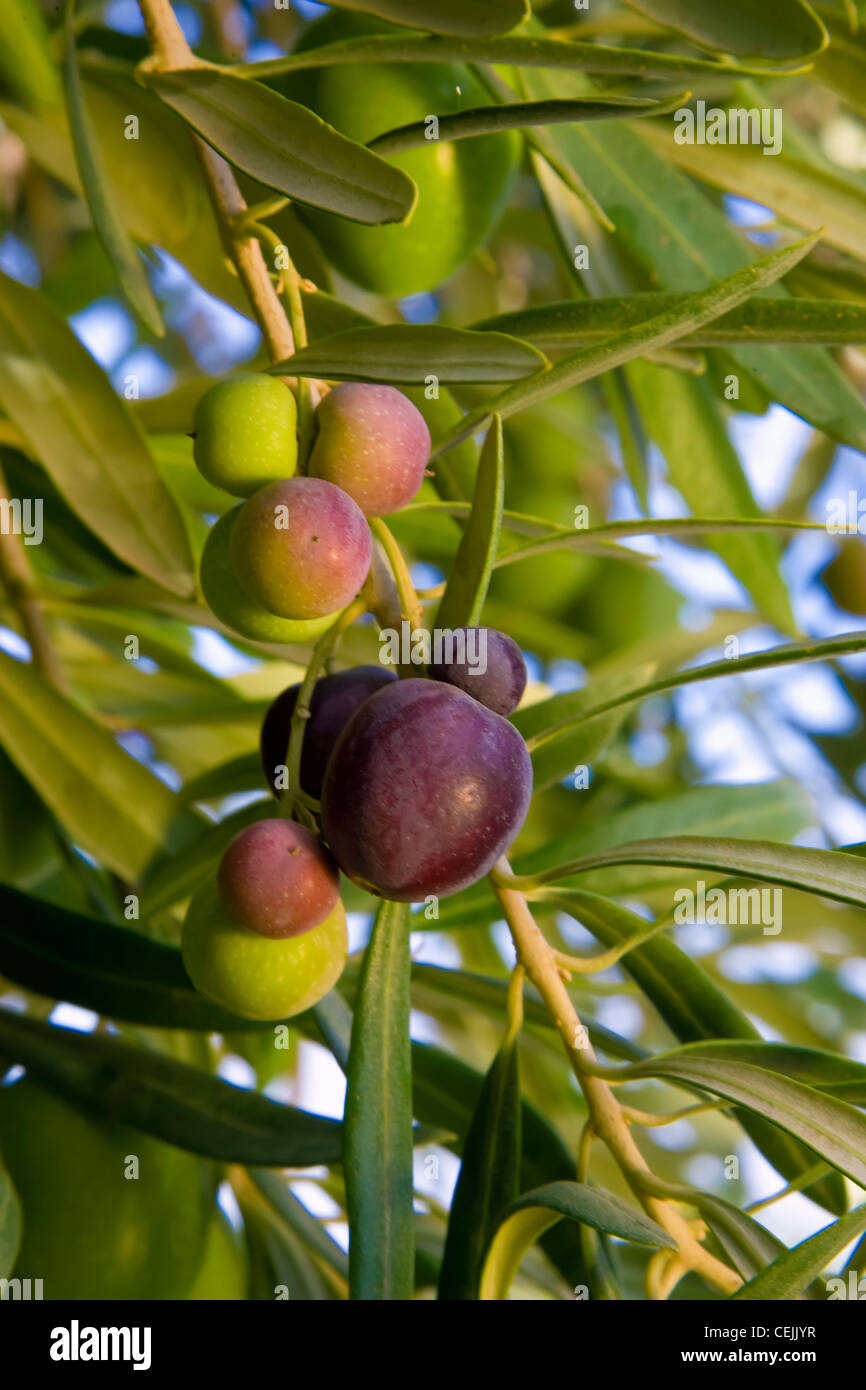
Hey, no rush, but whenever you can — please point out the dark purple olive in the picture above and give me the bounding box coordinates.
[428,627,527,717]
[320,679,532,901]
[260,665,397,800]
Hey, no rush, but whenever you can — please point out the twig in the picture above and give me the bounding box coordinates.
[491,858,741,1297]
[0,463,65,687]
[137,0,294,363]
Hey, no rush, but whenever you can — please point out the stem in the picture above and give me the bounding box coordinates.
[369,518,424,634]
[137,0,294,363]
[0,465,65,688]
[283,598,366,823]
[491,858,741,1298]
[248,219,316,455]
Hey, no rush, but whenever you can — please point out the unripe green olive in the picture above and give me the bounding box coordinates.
[193,374,298,497]
[200,506,339,644]
[182,880,347,1021]
[0,1080,212,1300]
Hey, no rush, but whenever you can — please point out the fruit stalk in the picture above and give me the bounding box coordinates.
[137,0,295,363]
[491,859,741,1297]
[282,597,366,824]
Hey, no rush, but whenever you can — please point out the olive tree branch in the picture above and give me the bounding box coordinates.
[0,464,65,688]
[491,858,741,1298]
[136,0,295,363]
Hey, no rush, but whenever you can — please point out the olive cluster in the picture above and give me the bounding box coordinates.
[183,375,532,1022]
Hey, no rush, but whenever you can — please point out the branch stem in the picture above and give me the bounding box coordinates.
[137,0,294,363]
[0,465,65,687]
[492,859,740,1297]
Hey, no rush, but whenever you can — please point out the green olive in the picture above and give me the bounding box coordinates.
[193,374,298,497]
[182,880,348,1022]
[284,13,521,297]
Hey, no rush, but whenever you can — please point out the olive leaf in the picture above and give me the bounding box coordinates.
[344,899,414,1300]
[273,326,545,384]
[479,1183,676,1301]
[0,1009,342,1166]
[146,68,417,225]
[0,271,195,596]
[437,416,503,629]
[62,2,163,336]
[325,0,528,36]
[624,0,827,59]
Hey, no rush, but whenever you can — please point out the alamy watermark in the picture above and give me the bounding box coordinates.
[674,99,783,157]
[0,497,42,546]
[826,491,866,534]
[379,621,488,674]
[674,879,783,935]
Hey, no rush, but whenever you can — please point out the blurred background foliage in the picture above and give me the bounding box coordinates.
[0,0,865,1300]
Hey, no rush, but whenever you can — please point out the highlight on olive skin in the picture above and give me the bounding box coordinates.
[308,383,431,518]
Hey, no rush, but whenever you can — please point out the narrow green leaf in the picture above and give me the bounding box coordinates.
[514,662,657,792]
[494,516,823,571]
[521,836,866,913]
[239,34,809,83]
[274,327,545,385]
[412,1041,597,1290]
[0,884,277,1032]
[733,1206,866,1299]
[146,68,416,224]
[624,0,827,58]
[517,778,812,890]
[475,295,866,352]
[63,4,163,335]
[344,900,414,1300]
[368,93,684,155]
[528,630,866,761]
[628,364,795,633]
[480,1182,675,1301]
[680,1040,866,1103]
[432,232,821,455]
[327,0,528,35]
[0,1010,342,1166]
[0,271,194,595]
[0,1158,21,1280]
[0,0,60,108]
[690,1192,787,1282]
[609,1044,866,1188]
[437,417,503,629]
[519,58,866,452]
[0,650,201,882]
[250,1170,350,1281]
[641,124,866,266]
[438,1026,521,1299]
